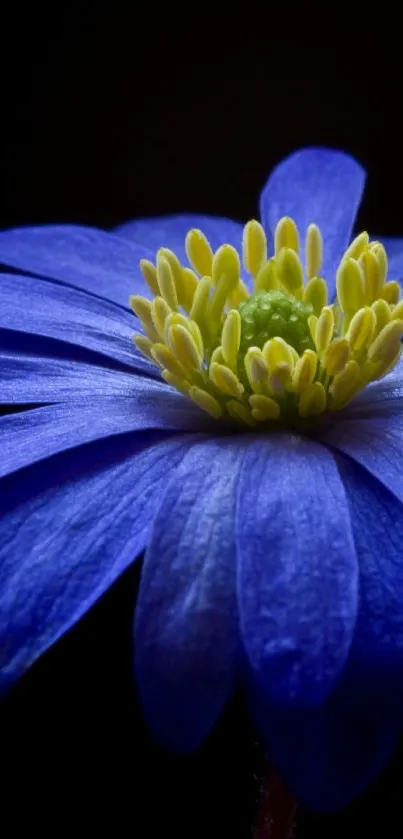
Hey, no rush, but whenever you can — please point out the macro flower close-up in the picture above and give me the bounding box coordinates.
[2,146,403,814]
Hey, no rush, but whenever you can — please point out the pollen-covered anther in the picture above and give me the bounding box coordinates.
[209,245,241,325]
[336,258,365,312]
[277,247,304,297]
[221,309,241,368]
[243,220,267,277]
[185,229,214,277]
[131,216,401,426]
[292,349,317,393]
[381,281,401,305]
[151,296,171,338]
[305,224,323,280]
[130,295,160,342]
[156,253,178,310]
[151,343,187,378]
[329,360,362,410]
[303,276,328,315]
[298,382,326,419]
[312,306,334,354]
[323,337,350,376]
[249,394,280,421]
[346,307,376,351]
[244,347,270,394]
[274,216,299,255]
[209,362,244,399]
[167,323,203,370]
[189,386,222,418]
[140,259,160,296]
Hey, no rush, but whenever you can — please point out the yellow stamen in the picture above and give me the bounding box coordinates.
[151,296,171,338]
[158,248,187,306]
[162,370,190,395]
[151,343,187,378]
[346,307,376,351]
[133,334,155,361]
[140,259,159,296]
[244,347,270,394]
[314,306,334,354]
[189,386,222,418]
[156,254,178,310]
[381,281,401,305]
[209,362,244,399]
[360,249,383,303]
[329,360,361,409]
[298,382,326,418]
[249,394,280,421]
[168,323,202,370]
[305,224,323,280]
[368,319,403,364]
[303,276,328,315]
[291,349,317,393]
[324,337,350,376]
[182,267,200,311]
[343,231,369,260]
[372,298,391,334]
[243,220,267,277]
[221,309,241,369]
[274,216,299,255]
[185,229,214,277]
[130,295,159,342]
[336,258,365,312]
[277,248,304,296]
[226,399,256,426]
[255,258,280,292]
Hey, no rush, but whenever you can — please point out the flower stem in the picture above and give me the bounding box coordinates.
[253,761,296,838]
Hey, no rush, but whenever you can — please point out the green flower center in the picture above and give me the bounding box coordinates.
[238,290,314,358]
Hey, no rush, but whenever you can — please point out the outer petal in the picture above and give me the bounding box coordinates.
[0,331,158,403]
[0,272,156,375]
[318,413,403,502]
[237,435,358,707]
[0,225,154,306]
[0,430,196,693]
[115,213,244,264]
[252,456,403,811]
[259,148,366,294]
[0,397,214,478]
[135,438,245,752]
[248,670,402,812]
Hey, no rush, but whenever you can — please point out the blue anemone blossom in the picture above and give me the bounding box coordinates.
[1,148,403,811]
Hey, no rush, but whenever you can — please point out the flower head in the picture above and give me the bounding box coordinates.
[131,215,402,425]
[1,148,403,812]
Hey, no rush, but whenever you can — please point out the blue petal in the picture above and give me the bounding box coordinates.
[259,148,366,295]
[135,438,246,751]
[248,669,402,812]
[338,455,403,674]
[115,213,244,264]
[237,435,358,707]
[376,236,403,283]
[1,272,156,375]
[0,398,213,478]
[0,225,154,307]
[318,413,403,503]
[0,331,159,403]
[0,431,195,693]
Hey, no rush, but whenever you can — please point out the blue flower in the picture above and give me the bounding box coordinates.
[1,148,403,812]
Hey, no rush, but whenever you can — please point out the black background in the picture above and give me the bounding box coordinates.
[2,10,402,836]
